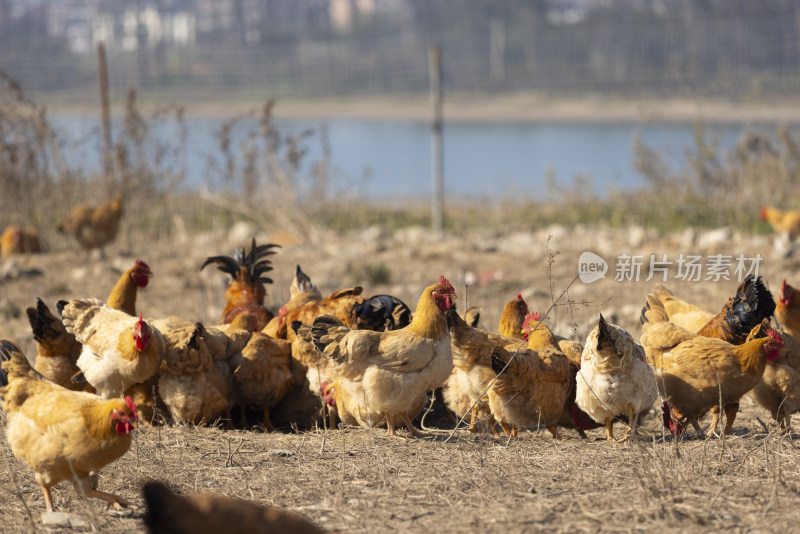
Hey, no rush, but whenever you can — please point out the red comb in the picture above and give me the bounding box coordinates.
[125,396,139,422]
[522,311,542,328]
[517,294,523,300]
[438,275,454,292]
[135,259,151,272]
[767,329,784,344]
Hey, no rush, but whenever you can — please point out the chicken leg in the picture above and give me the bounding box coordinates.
[42,485,54,513]
[708,405,721,437]
[500,421,514,438]
[722,402,739,436]
[605,419,616,441]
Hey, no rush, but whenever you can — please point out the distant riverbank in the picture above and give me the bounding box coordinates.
[41,92,800,124]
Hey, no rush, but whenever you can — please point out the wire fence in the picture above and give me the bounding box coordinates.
[3,7,800,101]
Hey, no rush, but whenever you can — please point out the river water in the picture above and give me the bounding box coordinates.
[50,115,777,201]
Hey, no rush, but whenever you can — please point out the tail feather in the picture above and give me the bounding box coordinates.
[596,314,614,350]
[310,315,347,358]
[0,339,38,388]
[491,348,515,376]
[490,350,506,375]
[640,294,669,326]
[59,298,107,339]
[697,275,776,343]
[27,298,80,355]
[27,298,60,343]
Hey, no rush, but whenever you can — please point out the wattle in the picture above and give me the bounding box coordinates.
[116,421,134,435]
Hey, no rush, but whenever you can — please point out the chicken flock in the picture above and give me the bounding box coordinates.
[4,219,800,530]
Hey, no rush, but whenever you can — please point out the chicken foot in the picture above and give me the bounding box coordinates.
[81,487,132,510]
[399,413,427,438]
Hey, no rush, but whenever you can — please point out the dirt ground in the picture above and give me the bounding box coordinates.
[0,221,799,532]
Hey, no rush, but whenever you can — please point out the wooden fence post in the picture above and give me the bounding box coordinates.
[97,42,114,187]
[428,46,444,233]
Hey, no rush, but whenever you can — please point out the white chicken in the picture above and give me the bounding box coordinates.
[575,315,657,441]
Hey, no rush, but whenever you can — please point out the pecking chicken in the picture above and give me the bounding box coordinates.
[575,315,658,442]
[60,298,166,398]
[57,191,123,252]
[201,239,280,330]
[489,344,571,439]
[760,205,800,239]
[444,309,523,435]
[641,294,783,435]
[0,340,138,512]
[353,293,413,331]
[107,259,153,316]
[142,481,324,534]
[229,332,297,428]
[310,276,456,437]
[751,329,800,430]
[26,298,84,391]
[1,225,41,257]
[522,311,598,438]
[776,279,800,339]
[158,323,231,425]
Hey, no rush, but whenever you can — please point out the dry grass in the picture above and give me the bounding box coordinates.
[2,406,799,533]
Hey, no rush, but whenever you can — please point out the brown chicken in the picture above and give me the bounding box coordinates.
[57,191,123,252]
[262,264,322,337]
[498,294,529,339]
[522,311,598,437]
[0,340,138,512]
[761,205,800,238]
[751,329,800,430]
[60,298,166,398]
[142,482,324,534]
[310,276,456,437]
[1,225,41,257]
[107,259,153,316]
[650,285,714,332]
[25,298,83,391]
[489,344,571,439]
[776,279,800,339]
[229,332,297,428]
[641,294,784,435]
[692,275,776,345]
[150,313,256,363]
[444,309,522,435]
[652,277,775,344]
[275,286,365,341]
[158,323,231,425]
[202,239,280,330]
